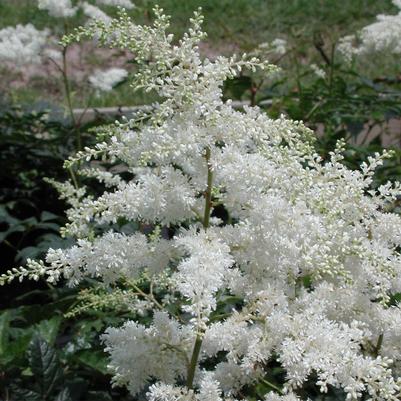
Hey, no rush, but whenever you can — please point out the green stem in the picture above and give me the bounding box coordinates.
[186,334,203,389]
[61,46,81,151]
[68,166,79,189]
[132,284,163,310]
[373,333,383,357]
[328,44,336,96]
[260,378,283,395]
[186,146,214,389]
[291,48,302,98]
[203,147,213,230]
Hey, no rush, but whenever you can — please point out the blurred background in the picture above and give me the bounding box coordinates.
[1,1,401,400]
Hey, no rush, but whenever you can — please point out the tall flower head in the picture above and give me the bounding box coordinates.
[89,67,128,92]
[338,2,401,59]
[82,2,112,24]
[3,7,401,401]
[96,0,135,9]
[0,24,49,66]
[38,0,78,18]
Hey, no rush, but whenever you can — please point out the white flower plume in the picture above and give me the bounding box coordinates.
[38,0,77,18]
[96,0,135,9]
[0,24,49,67]
[3,7,401,401]
[89,67,128,92]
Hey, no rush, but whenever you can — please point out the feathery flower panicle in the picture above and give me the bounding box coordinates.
[0,24,49,67]
[310,63,326,79]
[38,0,77,18]
[96,0,135,9]
[89,67,128,92]
[82,2,112,24]
[271,38,287,55]
[338,0,401,60]
[3,7,401,401]
[0,0,133,71]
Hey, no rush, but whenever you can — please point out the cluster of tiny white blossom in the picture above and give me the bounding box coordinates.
[310,63,326,79]
[96,0,135,9]
[0,0,129,91]
[82,2,113,24]
[89,67,128,92]
[250,38,288,64]
[338,0,401,61]
[3,7,401,401]
[38,0,134,18]
[38,0,78,18]
[0,24,49,66]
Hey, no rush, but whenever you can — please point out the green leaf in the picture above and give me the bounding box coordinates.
[29,336,63,399]
[55,387,74,401]
[0,310,34,365]
[7,330,33,363]
[16,246,44,263]
[75,349,109,374]
[0,311,10,361]
[224,76,252,100]
[86,391,113,401]
[0,223,26,242]
[36,316,62,345]
[9,385,42,401]
[35,222,60,231]
[40,211,59,221]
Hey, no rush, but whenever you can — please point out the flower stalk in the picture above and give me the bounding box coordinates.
[186,145,214,389]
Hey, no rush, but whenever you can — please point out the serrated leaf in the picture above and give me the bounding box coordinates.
[36,316,62,345]
[55,387,73,401]
[9,385,42,401]
[29,336,63,399]
[75,349,108,374]
[0,311,10,360]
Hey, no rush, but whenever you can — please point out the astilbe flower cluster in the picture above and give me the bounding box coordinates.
[2,7,401,401]
[338,0,401,61]
[0,0,133,93]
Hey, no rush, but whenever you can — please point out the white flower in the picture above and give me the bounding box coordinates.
[310,63,326,79]
[5,8,401,401]
[265,393,301,401]
[393,0,401,9]
[339,4,401,58]
[89,67,128,92]
[197,373,223,401]
[42,48,62,62]
[358,10,401,54]
[337,35,356,64]
[271,38,287,55]
[96,0,135,9]
[103,312,194,395]
[0,24,49,66]
[45,231,174,285]
[82,2,112,24]
[172,229,235,323]
[146,383,187,401]
[37,0,77,18]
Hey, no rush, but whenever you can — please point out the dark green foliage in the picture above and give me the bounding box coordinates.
[0,102,135,400]
[0,105,71,269]
[0,286,134,401]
